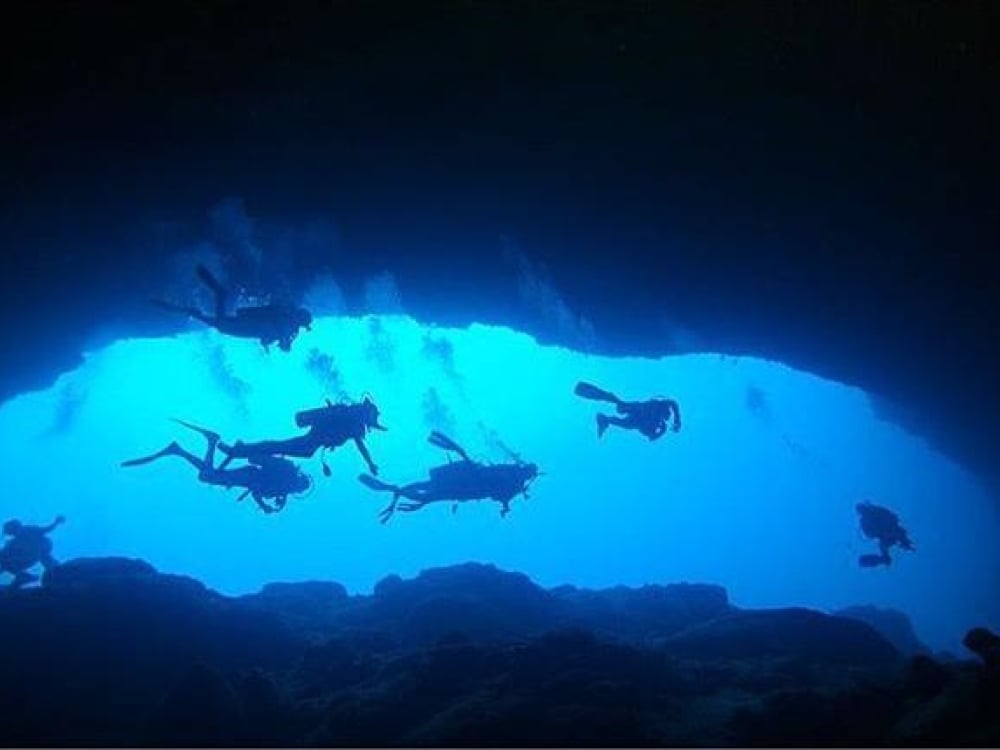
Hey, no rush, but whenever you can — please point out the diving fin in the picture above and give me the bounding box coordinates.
[358,474,398,493]
[195,263,226,295]
[574,381,623,405]
[428,431,472,462]
[121,442,181,467]
[858,553,891,568]
[171,418,221,443]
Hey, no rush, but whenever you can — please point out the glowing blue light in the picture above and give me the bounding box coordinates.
[0,315,997,652]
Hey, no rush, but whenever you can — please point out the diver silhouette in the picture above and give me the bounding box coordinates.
[358,431,540,524]
[574,381,681,441]
[856,500,915,567]
[154,263,313,351]
[0,515,64,589]
[220,396,387,477]
[121,420,312,514]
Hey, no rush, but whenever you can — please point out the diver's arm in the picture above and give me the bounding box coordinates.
[41,516,66,534]
[354,438,378,475]
[249,493,276,514]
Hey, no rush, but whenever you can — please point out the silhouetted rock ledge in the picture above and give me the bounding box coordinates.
[660,608,899,667]
[0,557,995,746]
[833,604,931,657]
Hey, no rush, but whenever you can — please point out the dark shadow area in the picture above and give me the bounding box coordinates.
[0,558,996,746]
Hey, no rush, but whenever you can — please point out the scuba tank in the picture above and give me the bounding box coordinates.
[295,399,350,429]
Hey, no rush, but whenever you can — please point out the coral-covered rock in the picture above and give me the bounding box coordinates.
[834,604,929,657]
[661,607,901,668]
[552,582,732,640]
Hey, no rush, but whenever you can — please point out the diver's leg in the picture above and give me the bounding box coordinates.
[221,434,318,460]
[173,419,221,447]
[199,465,255,490]
[378,497,400,524]
[599,415,632,436]
[169,444,210,473]
[395,501,429,514]
[196,264,229,319]
[194,428,220,468]
[153,299,215,326]
[378,482,426,523]
[395,482,445,513]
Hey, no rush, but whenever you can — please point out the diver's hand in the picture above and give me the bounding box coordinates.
[370,464,380,477]
[54,515,66,525]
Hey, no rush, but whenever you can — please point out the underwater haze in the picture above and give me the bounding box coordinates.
[0,315,997,653]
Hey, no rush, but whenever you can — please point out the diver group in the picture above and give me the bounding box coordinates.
[1,264,914,587]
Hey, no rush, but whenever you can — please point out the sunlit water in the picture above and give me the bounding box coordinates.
[1,315,997,652]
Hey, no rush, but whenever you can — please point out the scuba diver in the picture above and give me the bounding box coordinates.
[219,395,387,477]
[0,515,65,589]
[358,431,540,524]
[574,381,681,441]
[154,263,313,352]
[856,500,915,567]
[121,420,312,514]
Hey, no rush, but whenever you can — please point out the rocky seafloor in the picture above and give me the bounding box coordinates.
[0,559,996,747]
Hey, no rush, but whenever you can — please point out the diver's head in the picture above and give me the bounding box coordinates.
[361,396,387,432]
[3,519,22,536]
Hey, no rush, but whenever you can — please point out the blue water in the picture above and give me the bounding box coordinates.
[1,315,997,653]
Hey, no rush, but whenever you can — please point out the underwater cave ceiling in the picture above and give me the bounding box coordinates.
[1,1,996,505]
[0,258,997,504]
